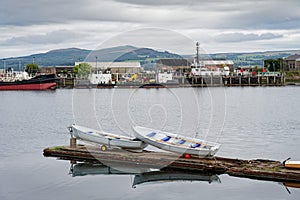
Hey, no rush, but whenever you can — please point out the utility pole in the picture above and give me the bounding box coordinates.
[95,56,98,74]
[19,60,21,71]
[3,59,6,71]
[196,42,200,67]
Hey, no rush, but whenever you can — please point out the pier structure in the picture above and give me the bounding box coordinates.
[44,144,300,184]
[56,73,285,88]
[176,73,285,87]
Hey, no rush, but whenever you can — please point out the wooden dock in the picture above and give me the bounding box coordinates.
[43,144,300,184]
[56,74,285,89]
[181,74,285,87]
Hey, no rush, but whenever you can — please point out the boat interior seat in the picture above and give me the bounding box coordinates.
[177,139,186,144]
[161,136,171,142]
[191,143,201,148]
[147,132,157,137]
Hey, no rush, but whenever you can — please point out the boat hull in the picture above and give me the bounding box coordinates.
[0,82,56,90]
[71,125,148,151]
[133,126,220,157]
[0,74,57,90]
[139,83,165,88]
[96,83,116,88]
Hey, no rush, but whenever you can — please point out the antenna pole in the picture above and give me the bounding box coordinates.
[196,42,200,67]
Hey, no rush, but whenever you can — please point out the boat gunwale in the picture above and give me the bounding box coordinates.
[73,125,136,141]
[133,126,221,152]
[71,125,147,149]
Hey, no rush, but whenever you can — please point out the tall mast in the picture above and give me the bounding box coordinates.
[95,56,98,74]
[196,42,200,67]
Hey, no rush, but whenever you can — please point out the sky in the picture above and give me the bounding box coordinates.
[0,0,300,58]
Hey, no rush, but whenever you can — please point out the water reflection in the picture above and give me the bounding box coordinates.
[281,182,300,194]
[132,170,220,188]
[283,182,300,189]
[69,161,221,188]
[67,160,300,194]
[70,162,154,176]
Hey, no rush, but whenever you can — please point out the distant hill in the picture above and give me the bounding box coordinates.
[1,46,300,70]
[85,45,181,62]
[0,45,182,70]
[86,45,138,62]
[207,50,300,67]
[114,47,182,61]
[1,48,90,70]
[181,49,300,67]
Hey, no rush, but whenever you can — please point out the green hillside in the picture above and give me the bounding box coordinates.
[209,50,300,67]
[0,45,182,70]
[1,46,299,70]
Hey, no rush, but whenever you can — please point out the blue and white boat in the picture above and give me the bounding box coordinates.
[133,126,220,157]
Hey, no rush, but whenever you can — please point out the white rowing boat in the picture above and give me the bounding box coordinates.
[133,126,221,157]
[70,124,148,152]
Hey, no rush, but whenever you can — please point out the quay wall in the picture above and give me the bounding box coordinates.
[56,75,286,88]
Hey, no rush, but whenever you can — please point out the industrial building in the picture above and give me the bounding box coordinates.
[75,62,141,74]
[284,54,300,71]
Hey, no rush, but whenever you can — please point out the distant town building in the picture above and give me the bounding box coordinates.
[40,67,56,74]
[55,66,75,78]
[157,59,191,75]
[75,62,141,74]
[157,58,234,75]
[284,54,300,71]
[158,73,173,83]
[199,60,234,71]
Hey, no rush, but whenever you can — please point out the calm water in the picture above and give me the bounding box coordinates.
[0,87,300,200]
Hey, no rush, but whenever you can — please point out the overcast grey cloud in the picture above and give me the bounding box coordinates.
[214,32,283,43]
[1,30,84,45]
[1,0,300,29]
[0,0,299,58]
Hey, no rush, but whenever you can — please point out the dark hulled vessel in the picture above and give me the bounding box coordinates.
[0,74,57,90]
